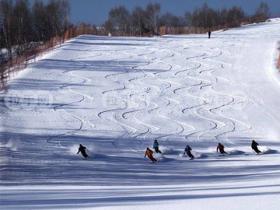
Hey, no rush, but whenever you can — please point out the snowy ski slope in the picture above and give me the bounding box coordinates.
[1,19,280,209]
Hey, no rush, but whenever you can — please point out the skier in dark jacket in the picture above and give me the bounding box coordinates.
[184,145,194,160]
[77,144,88,158]
[153,140,162,153]
[251,140,261,154]
[216,143,227,154]
[208,30,211,39]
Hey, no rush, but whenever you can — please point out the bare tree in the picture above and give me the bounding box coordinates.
[0,0,13,59]
[46,0,70,39]
[32,0,49,41]
[145,3,160,35]
[104,19,113,34]
[32,0,70,41]
[160,13,181,27]
[253,2,270,22]
[131,6,147,36]
[226,6,245,27]
[184,12,192,26]
[107,6,130,35]
[13,0,32,54]
[193,3,218,28]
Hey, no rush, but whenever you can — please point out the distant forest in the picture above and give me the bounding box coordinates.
[0,0,272,88]
[104,2,270,36]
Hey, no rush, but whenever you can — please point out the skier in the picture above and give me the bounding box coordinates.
[77,144,88,158]
[153,140,162,154]
[216,142,227,154]
[251,140,261,154]
[145,147,157,163]
[208,30,211,39]
[184,145,194,160]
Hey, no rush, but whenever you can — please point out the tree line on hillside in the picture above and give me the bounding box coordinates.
[104,2,270,36]
[0,0,69,59]
[0,0,70,89]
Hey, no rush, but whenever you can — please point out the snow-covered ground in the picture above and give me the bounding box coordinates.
[1,19,280,210]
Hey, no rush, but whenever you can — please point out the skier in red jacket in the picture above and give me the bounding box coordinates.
[145,147,157,163]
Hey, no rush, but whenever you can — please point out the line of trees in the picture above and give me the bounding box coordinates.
[0,0,69,59]
[104,2,271,36]
[0,0,70,89]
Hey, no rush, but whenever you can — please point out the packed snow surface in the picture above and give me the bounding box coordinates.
[1,19,280,209]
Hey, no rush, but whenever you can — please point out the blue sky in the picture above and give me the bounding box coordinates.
[32,0,280,25]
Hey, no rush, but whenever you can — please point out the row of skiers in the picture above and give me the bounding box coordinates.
[77,140,262,161]
[77,139,164,159]
[144,140,262,163]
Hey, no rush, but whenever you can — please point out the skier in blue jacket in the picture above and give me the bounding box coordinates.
[153,140,162,153]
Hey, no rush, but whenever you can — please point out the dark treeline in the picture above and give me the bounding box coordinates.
[0,0,70,89]
[0,0,69,59]
[104,2,270,36]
